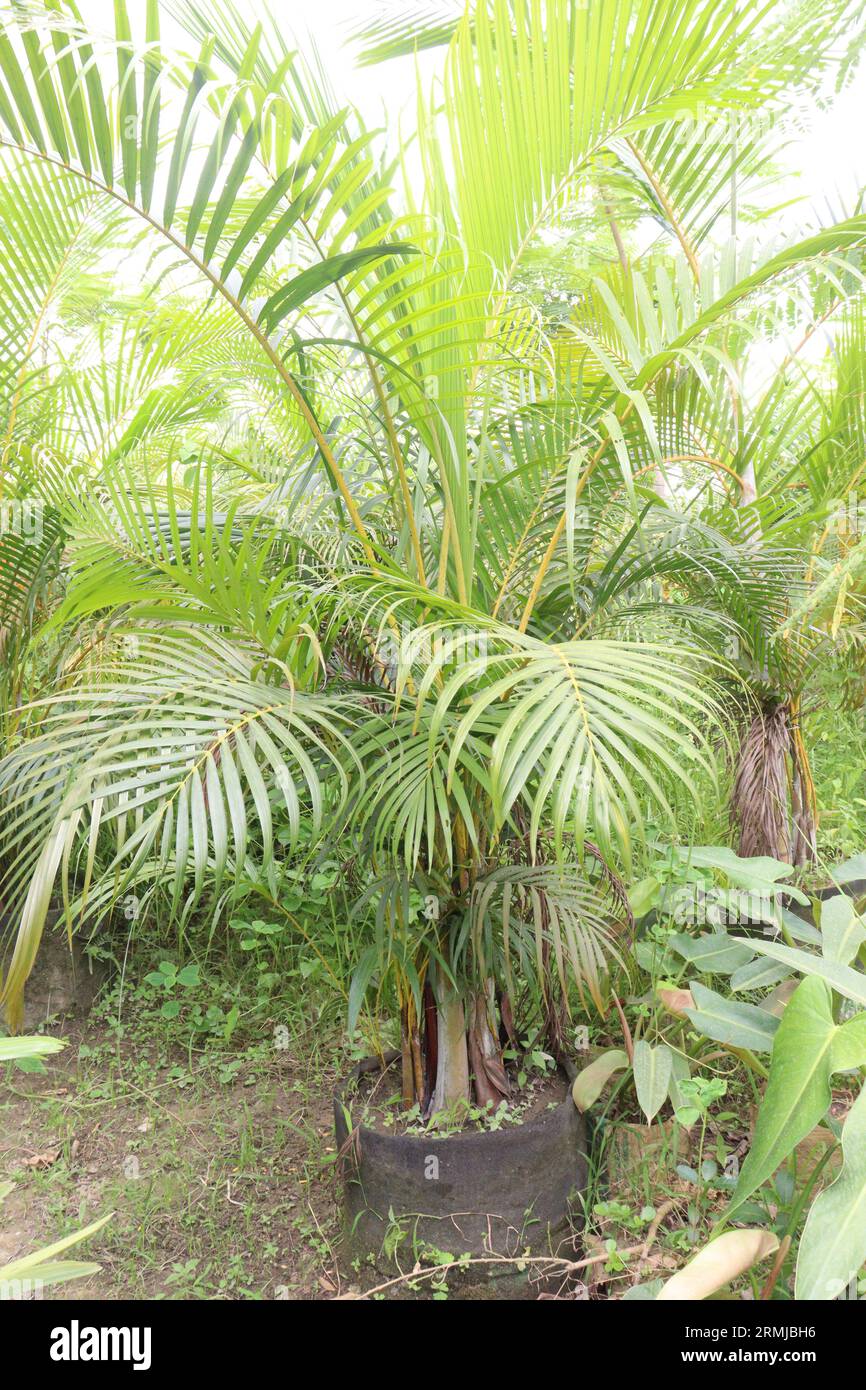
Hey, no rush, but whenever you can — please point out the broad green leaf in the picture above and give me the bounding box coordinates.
[571,1049,629,1112]
[684,981,779,1053]
[796,1085,866,1300]
[735,938,866,1007]
[633,1040,672,1123]
[671,846,794,886]
[730,956,792,992]
[830,1013,866,1073]
[829,854,866,887]
[776,907,821,945]
[729,979,866,1215]
[668,848,810,907]
[666,1047,691,1113]
[820,894,866,965]
[622,1279,665,1299]
[635,940,677,975]
[775,883,812,908]
[669,932,754,975]
[628,875,660,919]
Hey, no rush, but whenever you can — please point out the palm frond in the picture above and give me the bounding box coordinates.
[0,627,353,1028]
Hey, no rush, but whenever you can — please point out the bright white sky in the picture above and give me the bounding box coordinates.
[294,0,866,214]
[295,0,866,225]
[281,0,866,394]
[76,0,866,224]
[73,0,866,373]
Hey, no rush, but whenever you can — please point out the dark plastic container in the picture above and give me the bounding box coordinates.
[334,1052,588,1295]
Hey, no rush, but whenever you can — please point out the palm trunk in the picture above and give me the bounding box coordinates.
[467,980,510,1109]
[400,1007,415,1108]
[430,985,470,1113]
[400,995,430,1109]
[731,698,816,866]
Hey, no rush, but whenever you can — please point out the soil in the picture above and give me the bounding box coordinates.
[13,914,107,1030]
[350,1056,569,1137]
[0,1016,351,1299]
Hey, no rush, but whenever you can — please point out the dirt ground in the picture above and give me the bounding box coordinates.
[4,975,803,1302]
[1,1014,356,1300]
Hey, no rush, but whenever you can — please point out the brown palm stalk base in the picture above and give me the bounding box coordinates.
[732,699,817,867]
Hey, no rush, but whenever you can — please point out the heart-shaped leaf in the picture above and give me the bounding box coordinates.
[796,1085,866,1300]
[821,895,866,965]
[571,1049,629,1112]
[729,978,866,1215]
[633,1040,672,1123]
[684,981,779,1053]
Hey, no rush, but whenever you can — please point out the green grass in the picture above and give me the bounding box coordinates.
[1,933,356,1300]
[807,693,866,863]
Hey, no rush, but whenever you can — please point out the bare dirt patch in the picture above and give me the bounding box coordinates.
[1,1016,350,1299]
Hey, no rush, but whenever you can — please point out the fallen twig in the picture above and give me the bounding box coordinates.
[335,1243,648,1300]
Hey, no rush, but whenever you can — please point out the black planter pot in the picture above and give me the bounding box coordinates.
[818,876,866,901]
[785,877,866,929]
[334,1053,588,1296]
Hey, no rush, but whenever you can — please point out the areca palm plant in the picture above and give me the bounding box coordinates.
[684,256,866,866]
[1,0,866,1116]
[738,300,866,864]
